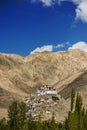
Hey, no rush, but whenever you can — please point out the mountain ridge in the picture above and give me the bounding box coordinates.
[1,49,87,119]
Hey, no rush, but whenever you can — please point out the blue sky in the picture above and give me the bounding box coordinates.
[0,0,87,56]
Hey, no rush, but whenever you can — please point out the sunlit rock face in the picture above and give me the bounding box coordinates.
[1,49,87,119]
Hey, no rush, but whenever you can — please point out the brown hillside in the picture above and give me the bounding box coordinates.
[0,49,87,119]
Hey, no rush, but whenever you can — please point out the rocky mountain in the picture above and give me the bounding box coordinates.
[1,49,87,120]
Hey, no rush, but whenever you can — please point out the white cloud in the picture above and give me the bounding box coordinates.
[31,0,81,6]
[75,0,87,22]
[31,0,65,6]
[30,45,53,54]
[54,44,65,48]
[69,41,87,52]
[30,42,68,54]
[31,0,54,6]
[31,0,87,22]
[40,0,53,6]
[30,41,87,54]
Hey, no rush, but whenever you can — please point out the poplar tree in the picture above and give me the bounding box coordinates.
[8,101,28,130]
[71,88,75,112]
[8,101,19,130]
[75,93,82,114]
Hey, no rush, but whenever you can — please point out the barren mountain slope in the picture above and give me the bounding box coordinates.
[57,70,87,108]
[0,49,87,119]
[25,49,87,86]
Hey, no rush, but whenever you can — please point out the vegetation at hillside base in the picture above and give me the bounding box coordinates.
[1,89,87,130]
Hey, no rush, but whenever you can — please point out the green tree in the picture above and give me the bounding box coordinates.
[75,94,82,129]
[75,93,82,114]
[8,101,19,130]
[68,112,78,130]
[8,101,28,130]
[0,118,9,130]
[71,88,75,112]
[19,101,28,130]
[83,110,87,130]
[64,118,69,130]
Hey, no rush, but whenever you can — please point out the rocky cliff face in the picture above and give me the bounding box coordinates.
[1,49,87,119]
